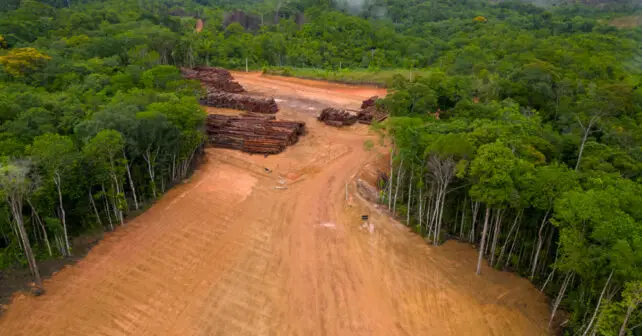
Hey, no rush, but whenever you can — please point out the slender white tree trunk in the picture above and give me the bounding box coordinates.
[476,206,491,275]
[498,209,521,267]
[418,186,423,230]
[10,199,42,287]
[102,184,113,231]
[583,270,614,336]
[27,199,53,257]
[619,299,638,336]
[54,174,70,256]
[123,152,139,210]
[550,272,574,326]
[407,174,413,225]
[143,147,157,199]
[489,209,503,266]
[28,201,52,257]
[531,209,550,279]
[88,189,102,227]
[387,146,394,209]
[470,200,480,242]
[393,158,404,215]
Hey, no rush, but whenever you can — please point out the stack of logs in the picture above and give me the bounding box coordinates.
[318,96,388,127]
[357,96,388,124]
[201,90,279,114]
[181,67,245,93]
[317,107,358,127]
[206,114,305,154]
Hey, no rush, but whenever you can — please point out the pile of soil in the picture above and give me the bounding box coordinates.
[206,114,305,154]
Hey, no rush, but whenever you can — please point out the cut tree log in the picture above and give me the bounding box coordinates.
[181,67,245,93]
[206,114,305,155]
[317,107,358,126]
[201,91,279,114]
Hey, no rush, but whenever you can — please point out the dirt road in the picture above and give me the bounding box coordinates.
[0,73,550,335]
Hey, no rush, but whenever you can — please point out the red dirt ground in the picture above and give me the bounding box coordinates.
[0,73,551,335]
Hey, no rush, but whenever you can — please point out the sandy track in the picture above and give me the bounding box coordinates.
[0,73,550,336]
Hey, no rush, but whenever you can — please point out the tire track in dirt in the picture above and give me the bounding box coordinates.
[0,73,550,336]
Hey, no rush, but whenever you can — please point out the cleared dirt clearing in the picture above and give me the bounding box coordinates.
[0,73,550,336]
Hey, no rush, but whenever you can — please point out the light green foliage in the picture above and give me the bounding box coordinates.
[469,141,516,206]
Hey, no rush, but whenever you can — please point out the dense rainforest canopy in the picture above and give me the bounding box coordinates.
[1,0,641,334]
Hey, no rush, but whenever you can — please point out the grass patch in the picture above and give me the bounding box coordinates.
[607,15,642,29]
[262,67,431,87]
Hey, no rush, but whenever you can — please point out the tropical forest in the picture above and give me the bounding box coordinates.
[0,0,641,335]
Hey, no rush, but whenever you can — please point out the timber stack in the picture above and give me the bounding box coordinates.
[361,96,378,109]
[357,96,388,124]
[317,107,358,127]
[318,96,388,127]
[201,90,279,114]
[206,114,305,154]
[181,67,245,93]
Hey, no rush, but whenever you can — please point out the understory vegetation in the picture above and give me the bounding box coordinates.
[1,0,641,334]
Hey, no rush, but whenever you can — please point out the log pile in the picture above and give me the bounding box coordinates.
[318,96,388,127]
[357,106,388,124]
[206,114,305,154]
[361,96,378,109]
[200,91,279,114]
[317,107,358,127]
[357,96,388,124]
[181,67,245,93]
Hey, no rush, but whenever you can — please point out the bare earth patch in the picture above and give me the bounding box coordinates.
[0,72,551,336]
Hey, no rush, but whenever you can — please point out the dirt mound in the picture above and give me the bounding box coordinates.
[201,91,279,114]
[182,67,245,93]
[206,114,305,154]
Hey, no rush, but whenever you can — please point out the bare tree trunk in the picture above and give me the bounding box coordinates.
[407,174,413,225]
[470,200,480,242]
[460,197,467,239]
[619,299,638,336]
[434,185,447,246]
[143,147,157,199]
[54,174,70,256]
[88,189,102,227]
[393,158,404,215]
[575,116,598,171]
[583,270,614,336]
[490,208,504,266]
[476,206,491,275]
[9,199,42,287]
[484,209,496,256]
[123,152,139,210]
[505,221,521,269]
[28,200,52,257]
[388,146,394,210]
[102,184,114,231]
[418,186,423,230]
[531,209,550,279]
[550,272,574,326]
[497,209,521,267]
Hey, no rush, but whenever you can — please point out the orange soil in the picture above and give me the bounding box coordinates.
[0,73,551,336]
[195,19,204,33]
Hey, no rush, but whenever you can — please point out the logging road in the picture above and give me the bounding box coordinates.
[0,73,550,335]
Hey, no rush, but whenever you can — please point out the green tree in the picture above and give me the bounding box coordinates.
[28,133,76,256]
